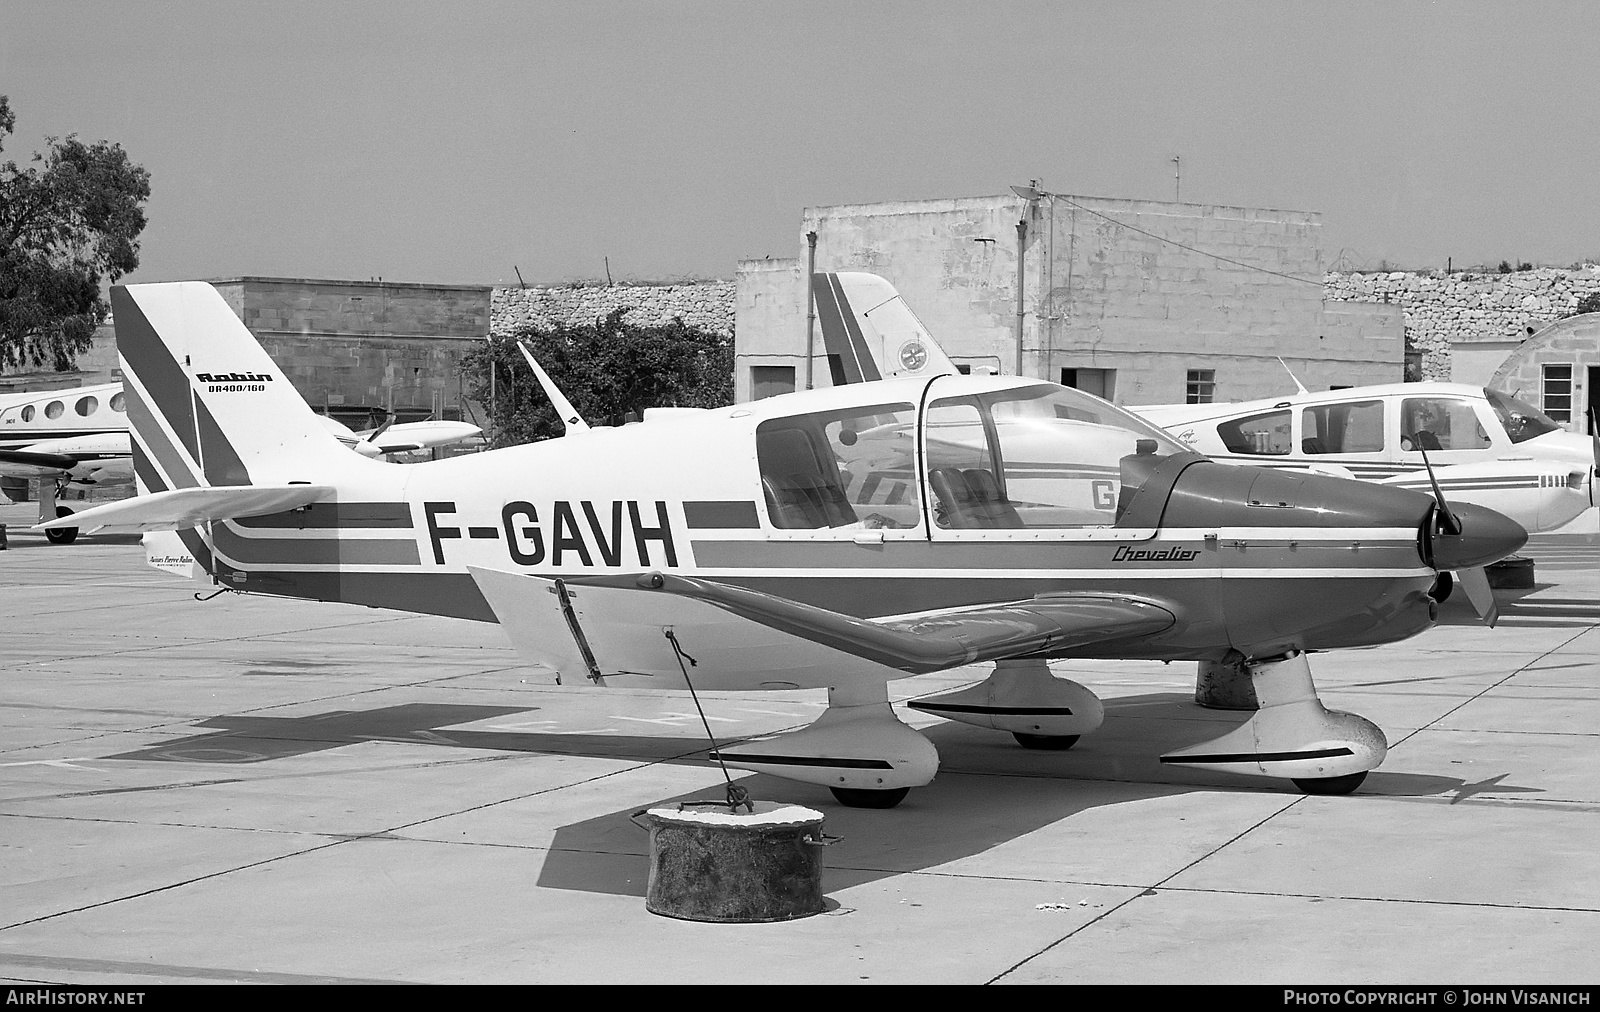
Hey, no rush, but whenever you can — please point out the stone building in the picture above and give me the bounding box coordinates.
[4,277,493,429]
[1324,267,1600,386]
[736,193,1404,405]
[208,277,492,429]
[1489,312,1600,434]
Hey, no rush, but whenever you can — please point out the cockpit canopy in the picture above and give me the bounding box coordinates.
[755,379,1188,532]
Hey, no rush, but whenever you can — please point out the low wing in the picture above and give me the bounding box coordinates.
[368,420,483,454]
[0,448,78,478]
[35,484,333,533]
[572,572,1175,674]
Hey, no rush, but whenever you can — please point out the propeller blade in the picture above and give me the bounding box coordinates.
[1417,442,1462,536]
[1456,566,1499,628]
[362,417,396,443]
[1589,407,1598,507]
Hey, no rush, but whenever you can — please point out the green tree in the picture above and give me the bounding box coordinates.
[1565,292,1600,318]
[462,309,734,447]
[0,95,152,370]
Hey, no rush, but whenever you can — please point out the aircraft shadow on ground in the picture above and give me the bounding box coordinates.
[1435,587,1600,628]
[532,690,1509,898]
[98,697,1527,897]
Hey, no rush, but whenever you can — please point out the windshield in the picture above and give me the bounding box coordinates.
[1484,388,1562,443]
[924,382,1190,528]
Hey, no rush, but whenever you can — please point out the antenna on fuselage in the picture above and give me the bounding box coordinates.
[517,342,591,434]
[1276,357,1309,395]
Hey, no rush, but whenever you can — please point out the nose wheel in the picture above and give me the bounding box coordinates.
[1012,732,1080,751]
[1292,771,1368,795]
[830,787,911,809]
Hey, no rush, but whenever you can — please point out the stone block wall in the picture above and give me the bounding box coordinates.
[1325,267,1600,381]
[492,281,734,338]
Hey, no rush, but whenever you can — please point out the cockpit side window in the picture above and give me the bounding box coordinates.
[1400,397,1490,451]
[756,402,919,530]
[927,384,1180,528]
[1301,400,1383,454]
[1217,409,1291,455]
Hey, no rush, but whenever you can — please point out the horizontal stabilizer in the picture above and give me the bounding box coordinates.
[34,484,332,533]
[571,572,1176,674]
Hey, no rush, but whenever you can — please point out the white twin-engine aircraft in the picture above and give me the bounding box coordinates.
[1136,383,1597,539]
[44,281,1527,808]
[0,375,480,544]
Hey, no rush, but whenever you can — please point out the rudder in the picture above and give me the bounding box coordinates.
[113,282,352,492]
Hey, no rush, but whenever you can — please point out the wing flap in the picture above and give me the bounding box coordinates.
[34,484,334,533]
[571,573,1176,674]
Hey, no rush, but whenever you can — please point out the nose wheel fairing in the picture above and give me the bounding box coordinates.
[1162,651,1387,787]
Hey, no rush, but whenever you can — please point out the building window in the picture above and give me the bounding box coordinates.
[1186,369,1215,404]
[751,365,796,401]
[1061,367,1115,400]
[1541,364,1573,423]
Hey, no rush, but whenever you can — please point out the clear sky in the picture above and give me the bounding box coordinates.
[4,0,1598,286]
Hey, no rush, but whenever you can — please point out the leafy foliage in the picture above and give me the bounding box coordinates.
[461,309,734,447]
[0,95,151,370]
[1568,292,1600,317]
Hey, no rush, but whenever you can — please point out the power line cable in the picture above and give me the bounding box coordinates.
[1043,193,1326,287]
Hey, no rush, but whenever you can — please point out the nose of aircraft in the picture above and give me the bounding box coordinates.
[1429,502,1528,571]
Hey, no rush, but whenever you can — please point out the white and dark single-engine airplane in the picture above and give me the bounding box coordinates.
[810,272,1596,625]
[1,377,480,544]
[42,280,1528,808]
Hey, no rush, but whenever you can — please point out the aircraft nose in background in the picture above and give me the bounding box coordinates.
[1430,502,1529,571]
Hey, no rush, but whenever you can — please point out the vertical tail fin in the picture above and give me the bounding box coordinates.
[112,282,352,494]
[812,272,958,385]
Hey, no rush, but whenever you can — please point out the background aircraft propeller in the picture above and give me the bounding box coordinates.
[1416,439,1516,627]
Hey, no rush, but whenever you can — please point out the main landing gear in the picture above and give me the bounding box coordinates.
[907,658,1104,750]
[39,480,78,545]
[710,679,938,810]
[1162,651,1386,795]
[712,652,1380,807]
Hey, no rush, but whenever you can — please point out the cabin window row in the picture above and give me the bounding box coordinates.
[1218,397,1501,456]
[16,392,125,423]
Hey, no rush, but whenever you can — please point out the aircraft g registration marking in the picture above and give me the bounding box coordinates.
[424,499,679,568]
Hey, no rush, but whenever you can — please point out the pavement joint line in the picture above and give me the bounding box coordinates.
[985,792,1308,984]
[0,669,530,758]
[0,751,538,805]
[1143,883,1600,915]
[1390,625,1597,753]
[0,951,418,986]
[1,734,775,934]
[3,612,447,669]
[0,835,357,933]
